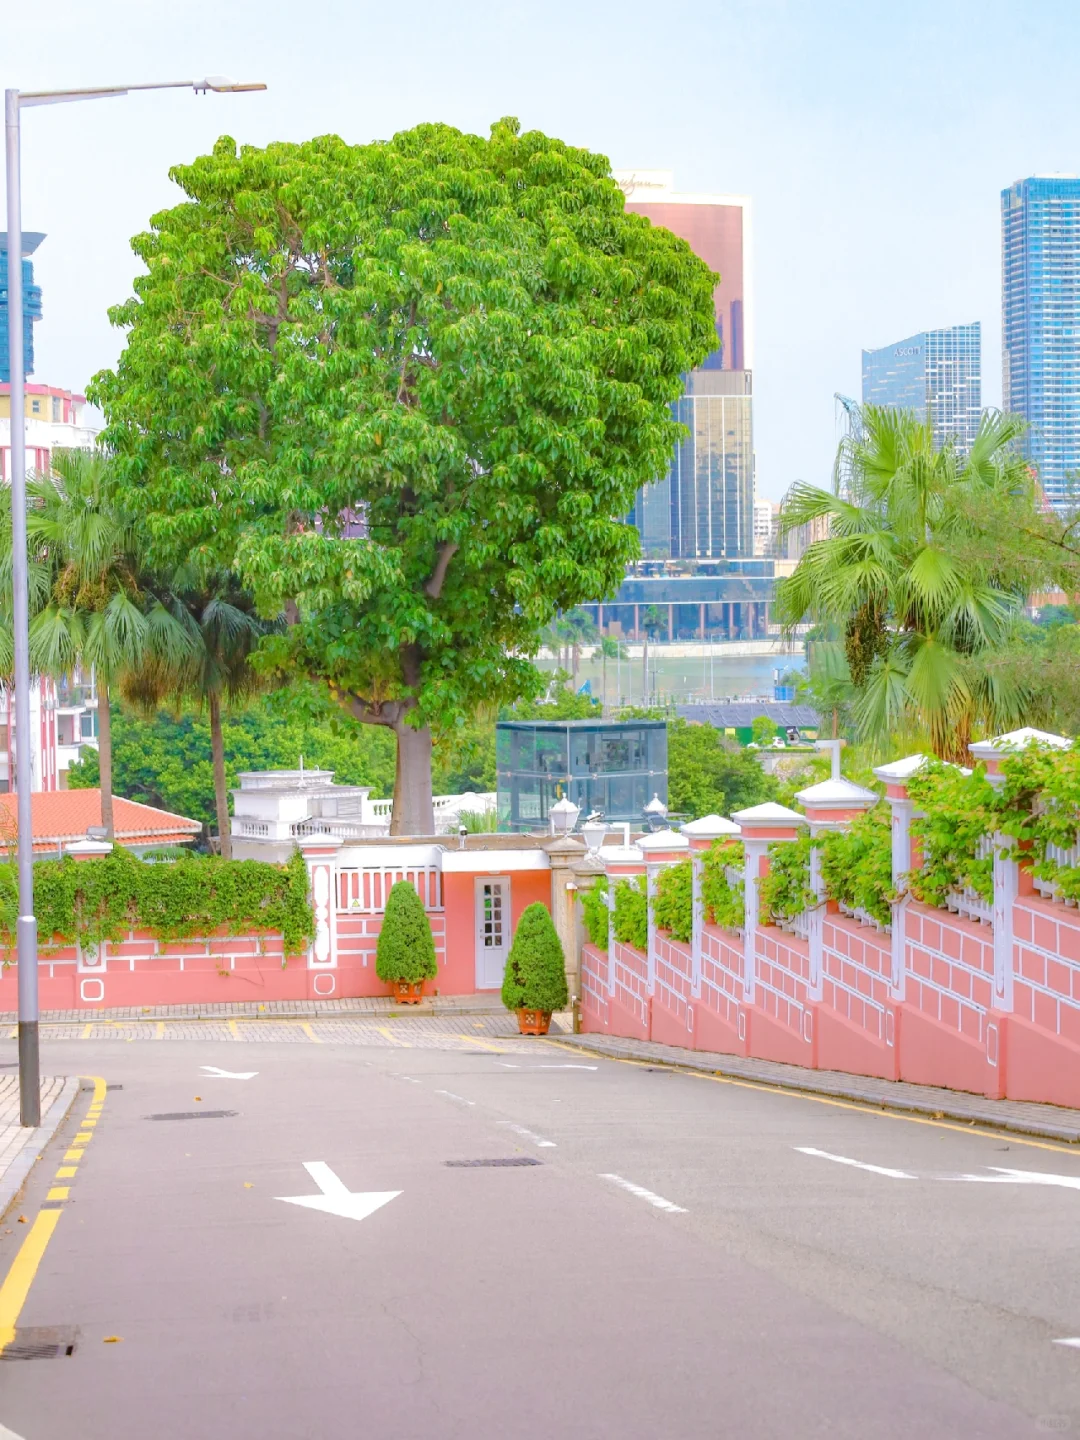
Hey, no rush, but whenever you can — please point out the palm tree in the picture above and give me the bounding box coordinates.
[122,572,275,858]
[11,450,193,839]
[775,406,1039,760]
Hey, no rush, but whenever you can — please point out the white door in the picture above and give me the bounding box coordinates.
[476,878,511,989]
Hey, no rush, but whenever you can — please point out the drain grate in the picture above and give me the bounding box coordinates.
[106,1083,124,1091]
[145,1110,237,1121]
[445,1157,542,1168]
[1,1327,78,1360]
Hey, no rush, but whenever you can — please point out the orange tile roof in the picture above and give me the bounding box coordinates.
[0,790,200,854]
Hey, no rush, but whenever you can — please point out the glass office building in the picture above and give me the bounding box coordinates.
[861,323,981,453]
[0,233,44,384]
[496,720,667,831]
[1002,177,1080,506]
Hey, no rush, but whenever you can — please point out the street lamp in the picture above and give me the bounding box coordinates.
[5,75,265,1125]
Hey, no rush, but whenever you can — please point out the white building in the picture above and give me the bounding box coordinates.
[753,497,780,556]
[0,382,101,481]
[0,674,98,794]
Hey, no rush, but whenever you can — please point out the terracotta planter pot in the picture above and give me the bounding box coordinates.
[517,1007,552,1036]
[391,979,426,1005]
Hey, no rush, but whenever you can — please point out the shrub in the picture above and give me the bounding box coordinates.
[701,838,745,931]
[757,833,816,924]
[580,874,609,950]
[817,803,894,926]
[501,903,568,1013]
[375,881,438,984]
[612,876,648,951]
[653,859,692,943]
[906,762,998,907]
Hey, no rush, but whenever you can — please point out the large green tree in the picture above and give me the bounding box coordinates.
[92,119,717,834]
[666,718,776,819]
[776,407,1041,759]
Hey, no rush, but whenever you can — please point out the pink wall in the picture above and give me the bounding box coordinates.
[442,869,551,994]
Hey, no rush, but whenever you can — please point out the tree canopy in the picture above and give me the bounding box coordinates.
[93,118,717,832]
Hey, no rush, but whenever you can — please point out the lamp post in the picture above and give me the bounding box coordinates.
[4,75,265,1126]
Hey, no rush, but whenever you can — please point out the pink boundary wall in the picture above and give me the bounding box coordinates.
[0,838,554,1010]
[581,772,1080,1109]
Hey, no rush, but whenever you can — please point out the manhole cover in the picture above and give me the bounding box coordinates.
[1,1326,78,1360]
[145,1110,237,1121]
[444,1157,542,1168]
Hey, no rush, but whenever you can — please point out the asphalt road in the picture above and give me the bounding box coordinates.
[0,1025,1077,1439]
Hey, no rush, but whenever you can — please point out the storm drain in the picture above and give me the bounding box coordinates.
[106,1084,123,1091]
[1,1327,78,1360]
[145,1110,237,1121]
[445,1157,542,1168]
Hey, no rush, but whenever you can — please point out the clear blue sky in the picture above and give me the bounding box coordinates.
[7,0,1080,497]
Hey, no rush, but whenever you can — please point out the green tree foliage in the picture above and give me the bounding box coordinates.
[666,719,776,819]
[500,680,601,722]
[701,838,745,930]
[0,848,312,957]
[375,881,438,984]
[94,120,718,835]
[612,876,648,951]
[652,859,692,943]
[68,685,398,829]
[905,762,999,906]
[580,874,609,949]
[500,902,568,1013]
[750,715,778,746]
[776,407,1043,760]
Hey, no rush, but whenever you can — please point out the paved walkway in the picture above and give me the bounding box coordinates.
[0,994,510,1023]
[0,1074,79,1220]
[557,1032,1080,1144]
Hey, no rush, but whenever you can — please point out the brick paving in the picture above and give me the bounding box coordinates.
[555,1033,1080,1144]
[0,1073,79,1219]
[0,994,509,1024]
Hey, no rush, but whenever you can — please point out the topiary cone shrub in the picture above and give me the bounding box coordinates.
[376,881,438,1001]
[501,902,568,1033]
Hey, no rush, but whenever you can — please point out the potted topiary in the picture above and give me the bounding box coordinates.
[376,880,438,1004]
[500,902,568,1035]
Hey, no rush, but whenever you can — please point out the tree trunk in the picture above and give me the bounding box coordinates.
[390,722,435,836]
[209,692,231,860]
[98,682,114,841]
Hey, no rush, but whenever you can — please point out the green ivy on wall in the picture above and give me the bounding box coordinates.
[612,876,648,953]
[652,859,693,944]
[701,838,745,931]
[905,762,998,907]
[0,849,314,960]
[757,833,817,924]
[817,803,894,927]
[580,874,610,951]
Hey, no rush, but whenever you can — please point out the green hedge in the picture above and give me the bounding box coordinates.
[701,838,745,931]
[0,848,314,959]
[652,859,692,943]
[580,874,609,950]
[612,876,648,952]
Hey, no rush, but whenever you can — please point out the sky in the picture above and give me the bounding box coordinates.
[6,0,1080,499]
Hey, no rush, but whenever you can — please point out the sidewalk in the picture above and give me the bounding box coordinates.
[0,994,509,1024]
[0,1074,80,1220]
[557,1033,1080,1144]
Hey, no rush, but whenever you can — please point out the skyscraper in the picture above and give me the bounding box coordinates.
[861,323,981,453]
[0,232,44,384]
[616,173,754,560]
[1002,176,1080,506]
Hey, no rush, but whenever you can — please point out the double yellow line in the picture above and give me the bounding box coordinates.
[0,1075,105,1352]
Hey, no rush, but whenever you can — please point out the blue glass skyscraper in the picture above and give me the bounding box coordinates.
[1002,177,1080,506]
[861,323,981,453]
[0,232,44,383]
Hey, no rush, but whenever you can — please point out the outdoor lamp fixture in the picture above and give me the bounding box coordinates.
[549,797,581,836]
[5,73,265,1126]
[644,793,669,832]
[580,818,608,856]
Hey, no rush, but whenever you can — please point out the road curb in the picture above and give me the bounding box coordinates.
[0,1077,80,1223]
[554,1036,1080,1145]
[0,1002,514,1023]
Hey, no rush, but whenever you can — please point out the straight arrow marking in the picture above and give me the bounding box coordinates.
[795,1147,916,1179]
[1053,1338,1080,1349]
[201,1066,258,1080]
[276,1162,401,1223]
[954,1167,1080,1191]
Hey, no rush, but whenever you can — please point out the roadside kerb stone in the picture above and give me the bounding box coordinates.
[0,1075,80,1221]
[0,994,512,1024]
[555,1034,1080,1145]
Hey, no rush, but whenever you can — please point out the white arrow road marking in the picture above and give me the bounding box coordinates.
[600,1174,686,1213]
[1053,1338,1080,1348]
[0,1424,27,1440]
[795,1147,916,1179]
[497,1121,556,1147]
[200,1065,258,1080]
[952,1167,1080,1191]
[276,1162,401,1223]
